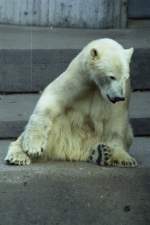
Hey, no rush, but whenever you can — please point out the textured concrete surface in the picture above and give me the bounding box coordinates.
[0,152,150,225]
[0,25,150,49]
[0,139,150,225]
[0,0,126,28]
[0,167,150,225]
[129,19,150,28]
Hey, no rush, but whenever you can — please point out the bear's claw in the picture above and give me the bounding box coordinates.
[5,151,31,166]
[107,156,137,168]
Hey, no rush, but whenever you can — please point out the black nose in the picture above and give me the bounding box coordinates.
[114,97,125,102]
[107,95,125,104]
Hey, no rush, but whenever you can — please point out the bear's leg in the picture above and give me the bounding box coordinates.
[22,113,52,158]
[5,111,52,164]
[5,135,31,165]
[126,123,134,151]
[105,125,137,167]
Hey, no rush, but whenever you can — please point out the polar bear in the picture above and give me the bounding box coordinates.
[5,38,137,167]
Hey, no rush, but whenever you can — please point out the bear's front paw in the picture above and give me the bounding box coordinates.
[5,151,31,166]
[22,130,47,158]
[88,144,112,166]
[5,142,31,166]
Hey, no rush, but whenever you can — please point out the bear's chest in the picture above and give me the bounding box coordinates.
[64,91,112,134]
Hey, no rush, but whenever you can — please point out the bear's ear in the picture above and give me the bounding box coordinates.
[90,48,99,59]
[124,48,134,63]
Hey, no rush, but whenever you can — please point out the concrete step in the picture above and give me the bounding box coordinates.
[0,92,149,138]
[0,25,149,92]
[0,138,150,225]
[0,49,149,93]
[0,25,149,49]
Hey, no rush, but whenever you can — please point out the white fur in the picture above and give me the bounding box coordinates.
[5,38,137,167]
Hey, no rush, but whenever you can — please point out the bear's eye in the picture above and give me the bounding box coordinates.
[110,76,116,80]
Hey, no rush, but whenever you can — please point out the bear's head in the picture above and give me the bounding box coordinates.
[83,38,134,104]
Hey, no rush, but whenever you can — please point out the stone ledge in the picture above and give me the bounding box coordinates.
[0,25,149,49]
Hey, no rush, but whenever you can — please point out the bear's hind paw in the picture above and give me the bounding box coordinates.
[88,144,112,166]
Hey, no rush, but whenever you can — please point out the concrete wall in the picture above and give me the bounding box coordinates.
[0,0,127,28]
